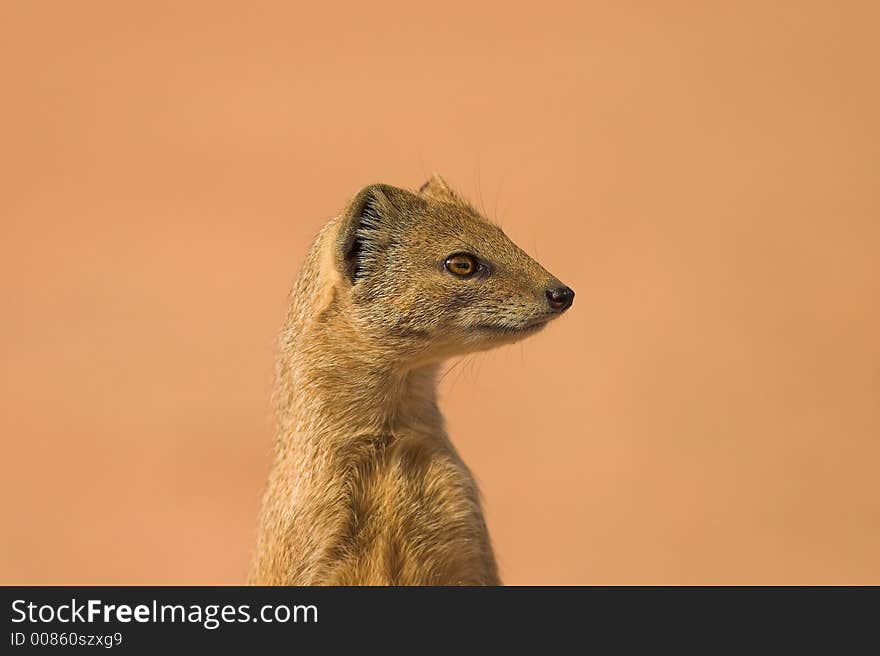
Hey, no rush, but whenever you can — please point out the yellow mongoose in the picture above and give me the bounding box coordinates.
[251,176,574,585]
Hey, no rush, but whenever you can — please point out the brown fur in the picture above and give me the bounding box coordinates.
[251,176,573,585]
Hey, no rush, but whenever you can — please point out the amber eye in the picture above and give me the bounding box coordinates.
[444,253,478,277]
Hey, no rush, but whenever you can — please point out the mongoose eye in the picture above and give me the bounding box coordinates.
[444,253,479,278]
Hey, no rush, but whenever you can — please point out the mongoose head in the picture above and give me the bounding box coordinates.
[331,175,574,364]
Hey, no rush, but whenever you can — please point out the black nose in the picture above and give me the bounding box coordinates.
[546,286,574,311]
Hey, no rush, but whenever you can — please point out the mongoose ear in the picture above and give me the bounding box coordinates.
[418,174,462,204]
[337,184,407,284]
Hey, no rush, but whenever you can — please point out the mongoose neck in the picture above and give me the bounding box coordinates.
[276,322,444,443]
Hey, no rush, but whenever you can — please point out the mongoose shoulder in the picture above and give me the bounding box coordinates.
[251,175,574,585]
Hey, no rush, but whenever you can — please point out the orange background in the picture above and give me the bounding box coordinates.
[2,2,878,584]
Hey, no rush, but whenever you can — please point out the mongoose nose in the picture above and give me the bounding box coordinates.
[546,286,575,312]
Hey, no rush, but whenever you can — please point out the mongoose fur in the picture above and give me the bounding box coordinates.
[251,175,574,585]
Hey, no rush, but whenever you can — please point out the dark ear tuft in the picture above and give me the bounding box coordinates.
[337,184,397,284]
[337,183,423,284]
[346,194,380,282]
